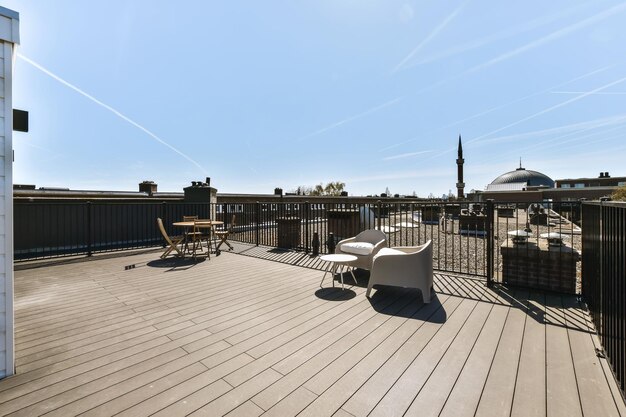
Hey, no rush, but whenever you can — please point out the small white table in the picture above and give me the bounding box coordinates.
[319,254,358,290]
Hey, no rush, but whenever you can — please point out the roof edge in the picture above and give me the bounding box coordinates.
[0,6,19,21]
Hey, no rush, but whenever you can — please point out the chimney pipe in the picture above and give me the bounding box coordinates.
[605,172,610,178]
[599,172,604,178]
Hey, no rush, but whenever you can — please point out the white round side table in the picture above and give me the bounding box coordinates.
[319,254,358,290]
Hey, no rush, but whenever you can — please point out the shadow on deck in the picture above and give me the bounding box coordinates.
[5,244,623,416]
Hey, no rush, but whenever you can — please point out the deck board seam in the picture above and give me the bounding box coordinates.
[336,294,467,416]
[400,297,484,416]
[438,291,497,415]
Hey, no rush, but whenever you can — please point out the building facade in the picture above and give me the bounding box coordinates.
[556,172,626,189]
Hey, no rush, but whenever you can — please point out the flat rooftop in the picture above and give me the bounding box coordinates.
[1,246,624,416]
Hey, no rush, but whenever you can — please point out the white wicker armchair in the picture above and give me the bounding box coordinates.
[336,229,387,270]
[366,240,434,303]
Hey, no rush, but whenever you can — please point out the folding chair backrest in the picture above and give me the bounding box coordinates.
[157,218,175,247]
[194,220,212,232]
[228,215,237,233]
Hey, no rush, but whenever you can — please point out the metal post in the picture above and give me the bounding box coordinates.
[86,201,93,256]
[599,200,604,337]
[486,199,494,287]
[305,201,310,253]
[255,201,260,246]
[377,200,382,231]
[161,201,167,248]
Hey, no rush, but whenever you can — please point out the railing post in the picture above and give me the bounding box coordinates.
[305,201,310,253]
[598,200,604,337]
[486,199,494,287]
[255,201,260,246]
[377,200,382,231]
[86,201,93,257]
[161,202,167,248]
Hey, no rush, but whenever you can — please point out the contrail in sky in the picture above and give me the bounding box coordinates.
[382,65,610,154]
[467,75,626,145]
[492,125,626,165]
[18,54,208,174]
[467,2,626,74]
[296,97,402,141]
[403,2,592,70]
[392,0,470,73]
[424,74,626,161]
[383,150,432,161]
[474,114,626,146]
[551,91,626,95]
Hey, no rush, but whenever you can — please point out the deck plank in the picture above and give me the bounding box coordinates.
[510,291,547,417]
[439,302,509,417]
[404,301,494,416]
[366,298,479,417]
[304,295,472,417]
[340,295,459,417]
[564,296,622,417]
[0,249,621,417]
[224,290,406,388]
[475,289,529,417]
[544,294,583,417]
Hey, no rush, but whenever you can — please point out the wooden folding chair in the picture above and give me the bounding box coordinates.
[182,215,202,254]
[157,218,184,258]
[191,220,213,259]
[215,215,236,251]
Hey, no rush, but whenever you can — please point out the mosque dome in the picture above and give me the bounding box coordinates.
[489,165,554,188]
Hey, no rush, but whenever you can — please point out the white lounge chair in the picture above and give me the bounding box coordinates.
[336,229,387,270]
[366,240,434,303]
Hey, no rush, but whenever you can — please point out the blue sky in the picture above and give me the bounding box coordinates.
[6,0,626,196]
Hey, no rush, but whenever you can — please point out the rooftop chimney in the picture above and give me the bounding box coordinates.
[599,172,605,178]
[139,180,157,196]
[184,180,217,204]
[274,187,283,196]
[605,172,610,178]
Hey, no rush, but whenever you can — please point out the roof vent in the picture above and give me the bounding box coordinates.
[599,172,605,178]
[605,172,610,178]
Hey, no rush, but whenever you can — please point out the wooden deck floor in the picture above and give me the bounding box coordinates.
[3,247,625,417]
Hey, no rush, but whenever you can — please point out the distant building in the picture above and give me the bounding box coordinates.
[485,162,554,192]
[471,166,621,203]
[556,172,626,189]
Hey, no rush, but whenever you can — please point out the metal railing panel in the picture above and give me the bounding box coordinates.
[582,201,626,397]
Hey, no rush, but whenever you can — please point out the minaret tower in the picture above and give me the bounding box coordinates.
[456,135,465,199]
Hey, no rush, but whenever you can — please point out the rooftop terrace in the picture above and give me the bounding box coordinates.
[2,244,624,416]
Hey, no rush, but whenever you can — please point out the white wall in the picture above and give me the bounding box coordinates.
[0,7,19,379]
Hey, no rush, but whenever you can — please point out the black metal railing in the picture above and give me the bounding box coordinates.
[490,201,582,293]
[14,199,583,287]
[14,201,213,259]
[582,201,626,397]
